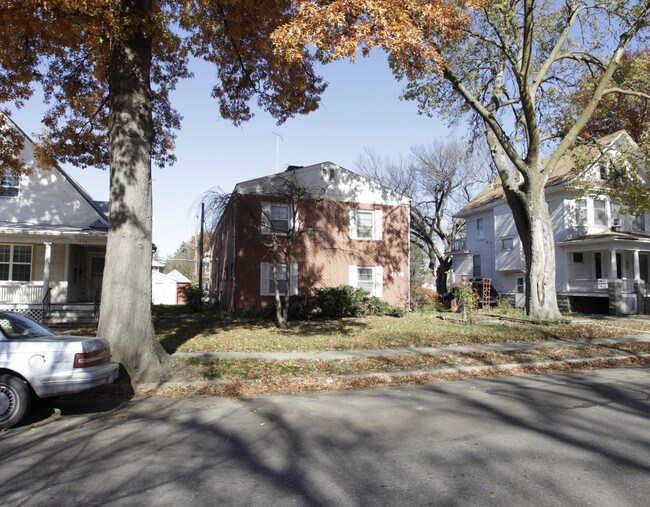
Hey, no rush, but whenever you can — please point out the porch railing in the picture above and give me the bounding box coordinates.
[0,283,44,303]
[567,279,640,293]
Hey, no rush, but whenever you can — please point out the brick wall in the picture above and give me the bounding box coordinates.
[214,194,410,314]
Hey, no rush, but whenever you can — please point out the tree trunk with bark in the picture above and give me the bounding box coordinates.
[98,0,169,381]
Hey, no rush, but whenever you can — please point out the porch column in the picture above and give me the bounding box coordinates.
[610,248,617,279]
[633,249,640,280]
[42,242,52,300]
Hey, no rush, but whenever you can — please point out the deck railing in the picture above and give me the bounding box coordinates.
[450,237,466,252]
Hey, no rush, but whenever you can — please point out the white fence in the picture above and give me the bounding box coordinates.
[0,284,44,303]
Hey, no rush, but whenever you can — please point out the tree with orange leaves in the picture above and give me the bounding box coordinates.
[0,0,325,380]
[273,0,650,319]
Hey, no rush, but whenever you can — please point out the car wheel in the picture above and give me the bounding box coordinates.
[0,374,31,429]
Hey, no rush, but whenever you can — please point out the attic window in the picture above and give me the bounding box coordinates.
[323,167,336,181]
[0,175,19,197]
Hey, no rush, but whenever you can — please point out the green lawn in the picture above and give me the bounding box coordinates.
[153,305,650,354]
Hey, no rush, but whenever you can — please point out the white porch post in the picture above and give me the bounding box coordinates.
[610,248,617,279]
[633,250,640,280]
[42,242,52,300]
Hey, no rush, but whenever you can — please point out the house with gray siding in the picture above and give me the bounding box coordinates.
[449,131,649,315]
[0,118,108,322]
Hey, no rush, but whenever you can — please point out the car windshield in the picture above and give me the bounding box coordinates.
[0,312,57,339]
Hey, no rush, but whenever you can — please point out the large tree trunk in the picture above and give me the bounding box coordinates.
[485,126,561,320]
[435,256,451,295]
[508,181,562,320]
[98,0,169,381]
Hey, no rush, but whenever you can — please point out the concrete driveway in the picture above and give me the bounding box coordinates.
[1,366,649,506]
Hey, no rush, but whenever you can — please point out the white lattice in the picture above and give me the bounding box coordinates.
[0,306,44,322]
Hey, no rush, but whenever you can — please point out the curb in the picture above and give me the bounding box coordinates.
[98,353,650,395]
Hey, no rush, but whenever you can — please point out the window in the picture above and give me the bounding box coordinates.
[349,265,383,297]
[501,237,514,250]
[632,214,646,231]
[573,252,584,263]
[261,204,293,235]
[594,199,607,226]
[349,209,382,240]
[575,199,587,226]
[0,244,32,281]
[477,218,485,241]
[472,254,482,278]
[0,175,20,197]
[260,262,298,296]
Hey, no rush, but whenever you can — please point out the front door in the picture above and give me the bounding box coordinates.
[515,276,525,308]
[88,256,105,301]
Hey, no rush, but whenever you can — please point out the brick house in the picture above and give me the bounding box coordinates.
[211,162,411,314]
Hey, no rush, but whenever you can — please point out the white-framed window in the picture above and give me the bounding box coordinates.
[349,209,383,240]
[472,254,482,278]
[573,252,584,263]
[260,262,298,296]
[632,214,645,231]
[261,203,295,235]
[349,265,383,297]
[575,199,588,226]
[0,244,32,281]
[0,175,20,198]
[476,217,485,241]
[501,237,514,250]
[593,199,608,226]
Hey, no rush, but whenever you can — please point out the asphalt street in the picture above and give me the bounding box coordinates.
[1,366,649,506]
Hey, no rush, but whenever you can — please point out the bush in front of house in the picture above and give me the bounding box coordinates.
[314,285,369,318]
[410,285,438,310]
[262,285,405,322]
[181,284,204,313]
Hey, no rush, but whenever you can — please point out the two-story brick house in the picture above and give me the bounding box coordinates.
[449,131,649,315]
[211,162,411,314]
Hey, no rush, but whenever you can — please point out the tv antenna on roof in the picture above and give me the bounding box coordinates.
[271,131,288,173]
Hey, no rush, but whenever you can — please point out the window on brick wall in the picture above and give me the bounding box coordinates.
[0,244,32,281]
[349,209,382,240]
[261,204,297,235]
[348,265,383,297]
[260,262,298,296]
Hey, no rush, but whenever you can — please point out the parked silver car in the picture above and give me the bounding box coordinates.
[0,311,119,429]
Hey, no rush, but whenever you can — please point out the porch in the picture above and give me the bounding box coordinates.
[1,241,105,305]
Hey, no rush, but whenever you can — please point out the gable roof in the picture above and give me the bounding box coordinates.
[234,161,410,206]
[457,131,635,217]
[0,116,108,233]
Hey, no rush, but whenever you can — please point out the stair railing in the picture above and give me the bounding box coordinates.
[93,288,102,322]
[41,287,51,323]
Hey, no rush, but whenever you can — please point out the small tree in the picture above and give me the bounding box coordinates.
[357,140,487,294]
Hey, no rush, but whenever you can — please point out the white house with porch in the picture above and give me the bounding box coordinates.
[0,119,108,323]
[449,131,649,315]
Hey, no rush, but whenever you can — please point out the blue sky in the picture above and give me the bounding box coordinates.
[9,51,460,257]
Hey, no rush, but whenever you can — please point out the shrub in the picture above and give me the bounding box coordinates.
[263,294,319,321]
[410,286,438,310]
[180,284,204,313]
[452,282,479,322]
[314,285,369,318]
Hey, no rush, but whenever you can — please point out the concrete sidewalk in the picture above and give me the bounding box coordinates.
[172,333,650,361]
